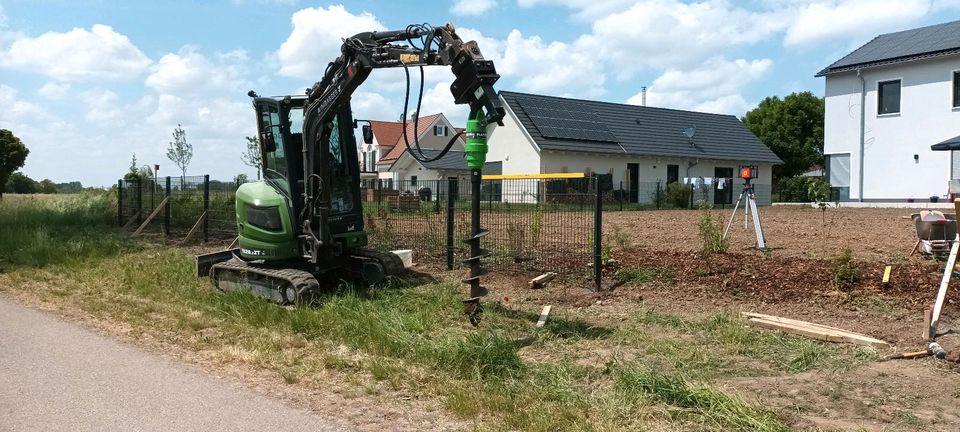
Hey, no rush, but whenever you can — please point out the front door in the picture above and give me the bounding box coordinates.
[714,167,733,205]
[627,163,639,203]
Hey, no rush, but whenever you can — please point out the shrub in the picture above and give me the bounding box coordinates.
[831,249,858,291]
[665,182,692,209]
[697,203,728,253]
[776,176,829,202]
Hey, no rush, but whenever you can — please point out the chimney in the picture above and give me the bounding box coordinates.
[641,86,647,107]
[410,111,418,121]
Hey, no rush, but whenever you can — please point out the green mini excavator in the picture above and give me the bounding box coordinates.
[197,23,504,324]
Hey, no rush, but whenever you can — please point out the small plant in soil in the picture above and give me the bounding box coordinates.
[807,178,830,225]
[831,248,858,291]
[697,202,728,253]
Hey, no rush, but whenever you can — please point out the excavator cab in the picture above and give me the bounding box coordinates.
[236,96,366,263]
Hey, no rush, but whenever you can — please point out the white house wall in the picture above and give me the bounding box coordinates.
[486,99,541,175]
[824,55,960,200]
[540,151,774,205]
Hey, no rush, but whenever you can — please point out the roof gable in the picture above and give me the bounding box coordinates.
[499,91,782,164]
[379,113,446,162]
[817,19,960,76]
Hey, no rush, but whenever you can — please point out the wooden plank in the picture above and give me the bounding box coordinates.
[922,307,932,341]
[929,198,960,339]
[120,211,142,231]
[529,272,558,289]
[132,196,170,237]
[536,305,552,328]
[227,236,239,249]
[178,211,207,245]
[742,312,890,348]
[882,266,892,286]
[482,172,585,180]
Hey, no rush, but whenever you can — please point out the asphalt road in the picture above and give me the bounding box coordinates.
[0,297,347,432]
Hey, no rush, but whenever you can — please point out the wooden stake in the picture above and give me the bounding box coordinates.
[922,306,932,341]
[179,211,207,245]
[120,211,142,231]
[536,305,552,328]
[132,196,170,237]
[882,265,892,286]
[227,236,239,249]
[929,198,960,339]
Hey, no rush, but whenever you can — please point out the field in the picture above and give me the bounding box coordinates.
[2,194,959,431]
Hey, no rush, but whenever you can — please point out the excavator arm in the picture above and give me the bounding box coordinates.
[300,23,505,267]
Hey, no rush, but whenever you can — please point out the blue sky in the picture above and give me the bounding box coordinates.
[1,0,957,186]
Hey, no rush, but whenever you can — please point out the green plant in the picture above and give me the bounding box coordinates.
[505,221,526,261]
[665,182,692,209]
[807,178,830,223]
[831,248,858,292]
[697,203,728,253]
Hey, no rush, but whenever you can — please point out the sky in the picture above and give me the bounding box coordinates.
[1,0,958,186]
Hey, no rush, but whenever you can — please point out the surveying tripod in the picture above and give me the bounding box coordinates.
[722,167,766,251]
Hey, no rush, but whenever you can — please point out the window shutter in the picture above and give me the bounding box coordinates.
[952,151,960,180]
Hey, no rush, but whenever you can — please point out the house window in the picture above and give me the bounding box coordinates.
[878,79,901,115]
[433,125,447,136]
[411,175,417,186]
[953,71,960,108]
[666,164,679,184]
[826,154,851,201]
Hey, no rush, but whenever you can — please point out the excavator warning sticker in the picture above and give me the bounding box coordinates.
[400,53,420,64]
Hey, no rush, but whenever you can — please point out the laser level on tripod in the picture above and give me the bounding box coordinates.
[723,165,766,251]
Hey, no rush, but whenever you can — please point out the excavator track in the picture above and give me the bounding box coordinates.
[210,259,319,305]
[350,248,407,279]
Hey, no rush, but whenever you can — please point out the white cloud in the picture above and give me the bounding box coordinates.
[783,0,931,46]
[146,47,250,94]
[0,4,7,28]
[37,81,70,100]
[498,29,605,97]
[82,89,123,123]
[629,57,773,115]
[351,91,400,122]
[276,5,384,79]
[0,24,151,81]
[451,0,497,16]
[517,0,637,20]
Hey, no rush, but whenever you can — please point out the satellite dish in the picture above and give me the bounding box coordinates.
[682,126,697,140]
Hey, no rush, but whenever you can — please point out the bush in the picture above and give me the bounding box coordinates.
[665,182,692,209]
[776,176,829,202]
[831,249,858,291]
[697,203,728,253]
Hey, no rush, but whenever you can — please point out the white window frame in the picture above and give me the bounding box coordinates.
[876,78,902,117]
[433,125,447,136]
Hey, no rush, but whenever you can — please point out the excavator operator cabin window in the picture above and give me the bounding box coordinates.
[259,105,290,195]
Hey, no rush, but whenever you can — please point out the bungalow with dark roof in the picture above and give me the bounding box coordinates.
[486,91,782,205]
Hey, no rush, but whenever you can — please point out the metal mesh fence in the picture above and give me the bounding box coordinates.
[118,175,242,240]
[601,181,773,211]
[362,177,598,273]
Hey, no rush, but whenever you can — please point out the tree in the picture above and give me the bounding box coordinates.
[234,173,249,185]
[241,136,262,179]
[123,153,153,182]
[37,179,57,194]
[742,92,824,181]
[0,129,29,200]
[4,171,37,194]
[166,124,193,182]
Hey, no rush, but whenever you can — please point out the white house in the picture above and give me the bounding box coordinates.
[358,113,466,186]
[819,19,960,201]
[486,91,782,205]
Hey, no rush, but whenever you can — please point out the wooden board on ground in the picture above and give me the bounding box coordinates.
[536,305,552,328]
[741,312,890,349]
[882,265,892,286]
[529,272,558,289]
[132,196,170,237]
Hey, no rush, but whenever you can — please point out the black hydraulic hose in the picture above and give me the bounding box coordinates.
[400,63,464,163]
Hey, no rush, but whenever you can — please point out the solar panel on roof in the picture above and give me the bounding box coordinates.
[516,97,619,144]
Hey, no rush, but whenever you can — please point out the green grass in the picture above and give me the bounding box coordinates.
[617,266,677,284]
[4,194,885,431]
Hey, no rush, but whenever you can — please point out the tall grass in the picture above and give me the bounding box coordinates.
[0,192,133,269]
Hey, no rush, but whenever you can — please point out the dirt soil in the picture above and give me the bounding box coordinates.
[416,206,960,430]
[605,206,920,261]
